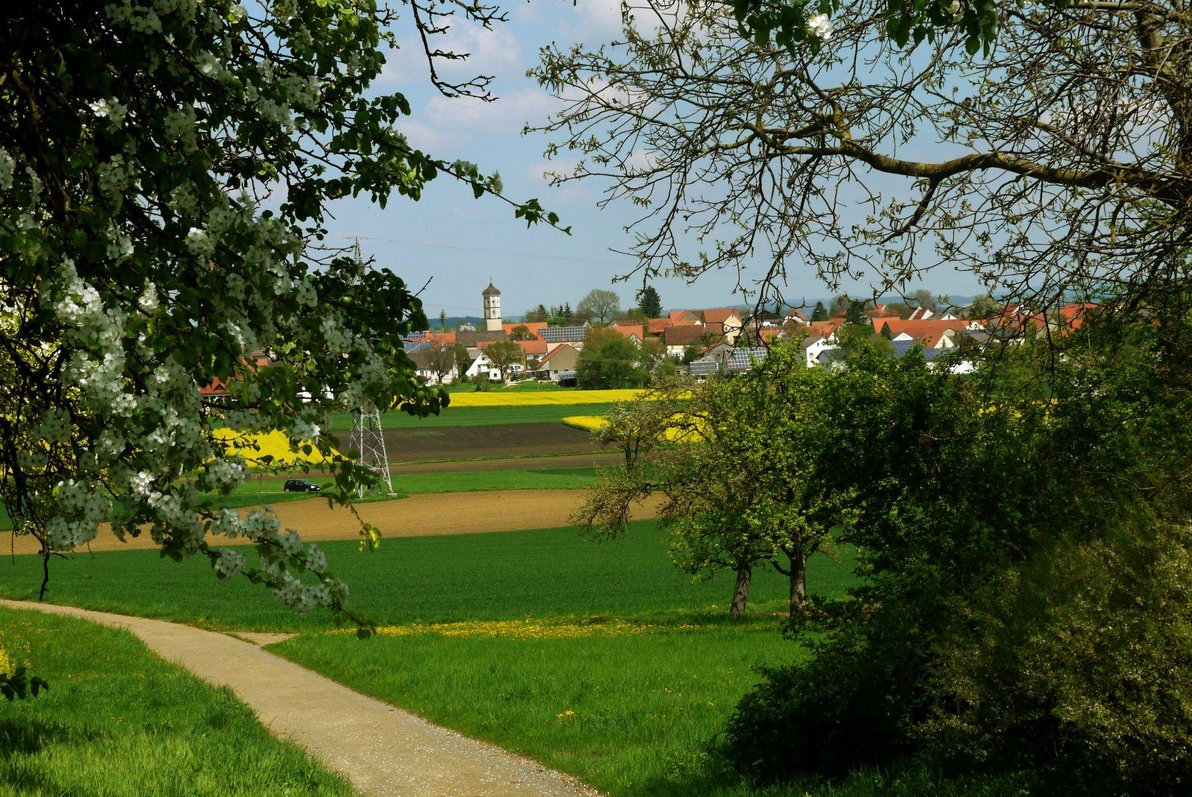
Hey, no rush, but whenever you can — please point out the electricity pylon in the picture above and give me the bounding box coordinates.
[348,403,392,496]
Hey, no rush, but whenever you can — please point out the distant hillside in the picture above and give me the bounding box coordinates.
[425,316,482,331]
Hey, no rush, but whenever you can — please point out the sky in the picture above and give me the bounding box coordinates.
[322,1,984,320]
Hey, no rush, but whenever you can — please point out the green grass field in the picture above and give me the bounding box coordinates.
[0,522,845,631]
[232,468,598,498]
[0,607,352,796]
[0,522,858,795]
[0,523,1025,796]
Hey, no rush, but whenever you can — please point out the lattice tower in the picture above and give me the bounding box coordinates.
[348,404,392,496]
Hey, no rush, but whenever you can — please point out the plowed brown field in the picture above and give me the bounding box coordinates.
[6,491,662,556]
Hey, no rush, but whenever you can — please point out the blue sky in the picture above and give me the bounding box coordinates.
[323,2,983,320]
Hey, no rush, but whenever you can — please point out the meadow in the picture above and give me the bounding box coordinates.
[210,467,598,506]
[0,522,853,795]
[0,522,836,631]
[0,523,1022,796]
[0,607,352,796]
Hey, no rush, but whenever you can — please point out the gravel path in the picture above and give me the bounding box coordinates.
[1,599,601,797]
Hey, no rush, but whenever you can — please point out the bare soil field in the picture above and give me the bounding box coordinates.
[5,491,662,556]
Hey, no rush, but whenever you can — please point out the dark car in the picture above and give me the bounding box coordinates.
[283,479,321,493]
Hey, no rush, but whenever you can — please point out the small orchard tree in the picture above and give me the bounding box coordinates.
[575,341,856,618]
[0,0,560,617]
[484,340,524,381]
[426,344,457,385]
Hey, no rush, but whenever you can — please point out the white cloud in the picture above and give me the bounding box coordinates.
[397,88,561,152]
[426,87,558,134]
[577,0,624,37]
[527,159,579,183]
[433,19,523,80]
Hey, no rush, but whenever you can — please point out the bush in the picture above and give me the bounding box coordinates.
[721,650,910,779]
[923,520,1192,795]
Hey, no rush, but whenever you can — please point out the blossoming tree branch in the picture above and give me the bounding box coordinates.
[0,0,553,623]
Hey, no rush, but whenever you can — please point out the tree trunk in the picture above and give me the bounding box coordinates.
[788,550,806,619]
[729,561,752,618]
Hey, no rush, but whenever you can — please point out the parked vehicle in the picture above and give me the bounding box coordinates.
[283,479,321,493]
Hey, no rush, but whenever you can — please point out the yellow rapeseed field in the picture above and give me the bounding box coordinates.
[562,414,704,442]
[561,415,607,432]
[448,389,644,408]
[212,429,342,468]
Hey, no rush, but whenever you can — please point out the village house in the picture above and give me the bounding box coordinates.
[536,343,581,382]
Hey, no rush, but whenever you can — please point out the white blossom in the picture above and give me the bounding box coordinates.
[290,419,320,442]
[129,470,154,496]
[0,148,15,191]
[807,14,833,41]
[185,226,215,256]
[213,549,245,579]
[138,283,159,313]
[304,544,327,573]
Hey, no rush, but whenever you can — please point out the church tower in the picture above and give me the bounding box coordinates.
[482,281,502,332]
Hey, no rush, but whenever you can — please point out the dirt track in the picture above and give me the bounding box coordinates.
[5,490,661,556]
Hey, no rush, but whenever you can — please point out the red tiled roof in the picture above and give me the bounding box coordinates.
[609,323,644,340]
[1058,303,1097,331]
[516,339,548,356]
[503,321,549,336]
[647,318,673,334]
[806,320,842,338]
[664,324,708,346]
[668,310,700,324]
[426,331,457,346]
[869,315,901,330]
[700,308,739,325]
[877,318,967,347]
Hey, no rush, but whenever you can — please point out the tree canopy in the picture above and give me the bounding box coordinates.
[575,327,651,388]
[576,341,855,618]
[531,0,1191,315]
[577,288,622,325]
[1,0,553,616]
[636,285,662,318]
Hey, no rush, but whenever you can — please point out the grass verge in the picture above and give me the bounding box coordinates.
[274,620,798,797]
[0,607,352,796]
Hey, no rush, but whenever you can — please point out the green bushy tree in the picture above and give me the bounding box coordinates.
[723,317,1192,792]
[576,328,649,388]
